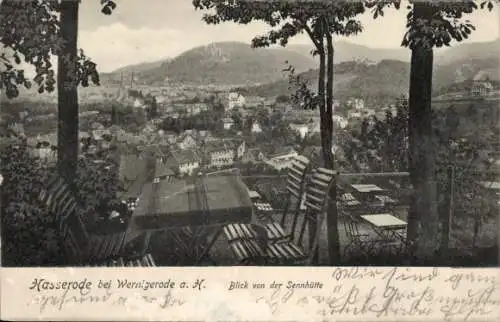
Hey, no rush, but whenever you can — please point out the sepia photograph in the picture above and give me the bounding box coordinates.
[0,0,499,269]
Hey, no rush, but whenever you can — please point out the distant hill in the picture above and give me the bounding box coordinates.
[104,59,172,83]
[435,39,500,65]
[432,39,500,93]
[102,39,499,90]
[103,41,317,86]
[287,41,410,63]
[241,60,411,105]
[287,39,500,66]
[434,57,499,94]
[242,39,500,104]
[242,55,499,105]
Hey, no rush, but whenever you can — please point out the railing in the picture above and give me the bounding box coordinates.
[241,165,498,253]
[338,172,409,178]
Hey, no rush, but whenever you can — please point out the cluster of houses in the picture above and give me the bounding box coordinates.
[151,137,247,176]
[471,69,497,97]
[346,98,365,111]
[117,130,307,202]
[116,88,157,111]
[227,92,246,109]
[287,115,349,139]
[203,140,246,168]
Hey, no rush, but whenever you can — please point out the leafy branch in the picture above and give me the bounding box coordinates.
[283,62,318,111]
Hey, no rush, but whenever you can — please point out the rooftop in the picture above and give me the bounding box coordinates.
[269,146,298,159]
[154,159,175,178]
[169,149,201,165]
[118,154,147,182]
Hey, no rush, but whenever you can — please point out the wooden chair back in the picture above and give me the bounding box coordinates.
[343,215,364,241]
[39,176,89,262]
[280,155,310,226]
[294,167,336,263]
[39,175,129,264]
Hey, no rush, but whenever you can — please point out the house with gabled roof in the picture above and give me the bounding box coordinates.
[178,132,198,150]
[222,139,246,159]
[153,159,175,183]
[228,92,246,110]
[223,117,234,130]
[203,140,236,168]
[471,69,497,97]
[265,146,299,171]
[251,121,263,133]
[165,149,201,176]
[289,122,309,139]
[242,147,265,164]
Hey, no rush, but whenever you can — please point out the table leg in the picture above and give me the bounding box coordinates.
[170,230,191,256]
[168,227,222,265]
[374,228,406,256]
[195,227,223,265]
[190,226,207,258]
[141,231,152,255]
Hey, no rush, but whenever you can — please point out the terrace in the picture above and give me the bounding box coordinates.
[198,171,414,266]
[31,153,498,267]
[137,162,497,267]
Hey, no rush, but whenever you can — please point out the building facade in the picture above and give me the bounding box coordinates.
[228,92,246,110]
[167,150,201,176]
[264,147,299,171]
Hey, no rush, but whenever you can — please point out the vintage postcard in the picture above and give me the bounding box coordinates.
[0,0,499,320]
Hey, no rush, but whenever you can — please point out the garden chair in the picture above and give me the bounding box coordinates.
[228,167,336,265]
[342,213,383,258]
[340,192,361,206]
[226,223,269,265]
[38,175,89,262]
[38,175,130,265]
[265,167,336,265]
[223,155,310,245]
[378,226,407,255]
[253,201,275,222]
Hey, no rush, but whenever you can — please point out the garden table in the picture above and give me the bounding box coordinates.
[129,174,253,264]
[360,213,406,230]
[351,184,384,193]
[351,184,392,209]
[360,213,407,253]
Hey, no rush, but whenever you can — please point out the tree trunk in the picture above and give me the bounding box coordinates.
[407,3,440,263]
[310,41,328,265]
[316,42,331,170]
[325,30,340,265]
[319,51,333,169]
[57,0,80,183]
[325,32,334,167]
[439,166,454,255]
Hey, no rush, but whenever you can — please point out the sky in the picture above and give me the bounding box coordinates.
[18,0,500,73]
